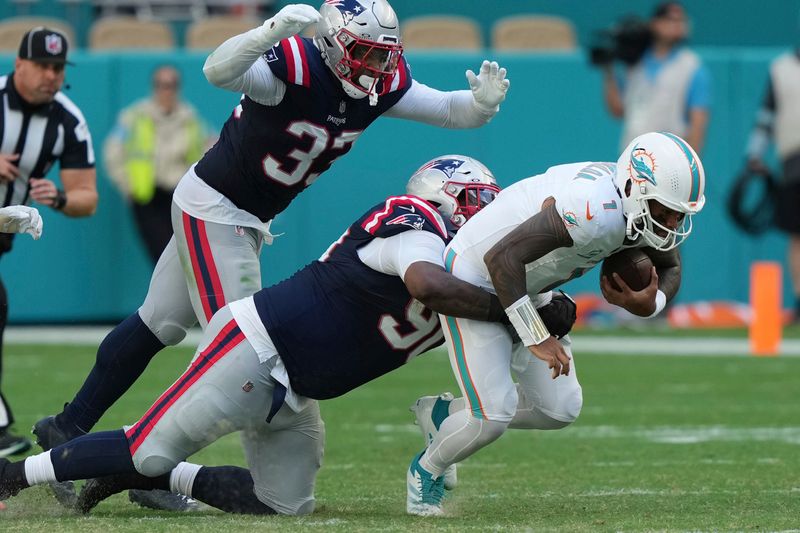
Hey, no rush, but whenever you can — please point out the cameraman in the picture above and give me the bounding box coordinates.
[602,2,711,152]
[746,45,800,321]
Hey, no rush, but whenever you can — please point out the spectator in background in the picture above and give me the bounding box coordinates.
[746,48,800,320]
[602,1,711,152]
[0,27,97,456]
[104,65,212,264]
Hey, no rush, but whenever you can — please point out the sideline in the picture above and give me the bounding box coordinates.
[6,327,800,356]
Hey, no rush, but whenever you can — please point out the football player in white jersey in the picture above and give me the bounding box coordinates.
[406,131,706,516]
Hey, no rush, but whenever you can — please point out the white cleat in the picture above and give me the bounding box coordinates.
[406,451,445,517]
[410,393,457,490]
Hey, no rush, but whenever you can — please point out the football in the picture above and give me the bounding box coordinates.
[600,248,653,291]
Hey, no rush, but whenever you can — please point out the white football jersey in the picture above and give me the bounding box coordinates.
[449,161,627,294]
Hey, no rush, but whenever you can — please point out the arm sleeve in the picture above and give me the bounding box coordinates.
[202,29,286,104]
[383,80,495,128]
[357,230,446,278]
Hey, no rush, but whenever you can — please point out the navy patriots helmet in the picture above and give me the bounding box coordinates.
[406,155,501,228]
[315,0,403,105]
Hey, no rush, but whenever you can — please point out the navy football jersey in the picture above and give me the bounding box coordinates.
[196,36,413,222]
[253,195,449,399]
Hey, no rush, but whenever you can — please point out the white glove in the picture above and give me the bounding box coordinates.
[0,205,43,240]
[466,60,510,112]
[261,4,322,43]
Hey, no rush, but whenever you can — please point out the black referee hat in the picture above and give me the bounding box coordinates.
[18,27,72,65]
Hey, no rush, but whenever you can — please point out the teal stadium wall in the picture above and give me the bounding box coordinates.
[0,46,793,322]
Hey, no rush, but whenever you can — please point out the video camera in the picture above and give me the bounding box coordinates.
[589,16,652,67]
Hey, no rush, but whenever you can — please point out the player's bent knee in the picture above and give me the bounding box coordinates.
[137,307,189,346]
[146,321,187,346]
[135,454,180,478]
[538,386,583,428]
[255,487,315,516]
[556,385,583,424]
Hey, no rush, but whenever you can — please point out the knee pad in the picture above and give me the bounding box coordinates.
[557,385,583,424]
[138,305,192,346]
[255,487,316,516]
[136,454,179,478]
[139,313,188,346]
[153,322,188,346]
[511,384,583,430]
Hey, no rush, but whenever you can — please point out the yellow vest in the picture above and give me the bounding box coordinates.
[125,114,203,204]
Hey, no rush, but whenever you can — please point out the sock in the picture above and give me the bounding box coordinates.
[58,313,165,434]
[191,466,276,514]
[420,410,507,478]
[431,396,453,430]
[169,462,202,495]
[50,429,136,482]
[24,451,55,485]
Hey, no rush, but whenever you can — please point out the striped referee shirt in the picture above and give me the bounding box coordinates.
[0,72,95,207]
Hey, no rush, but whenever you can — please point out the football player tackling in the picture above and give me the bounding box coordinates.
[33,0,510,509]
[0,156,570,516]
[405,131,706,516]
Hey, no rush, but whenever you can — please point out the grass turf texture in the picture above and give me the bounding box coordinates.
[1,341,798,531]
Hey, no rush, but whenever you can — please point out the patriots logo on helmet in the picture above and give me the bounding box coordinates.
[416,158,465,180]
[629,145,657,185]
[325,0,365,21]
[386,213,426,230]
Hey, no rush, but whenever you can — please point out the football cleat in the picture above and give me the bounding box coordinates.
[410,393,457,490]
[406,451,445,516]
[31,415,77,508]
[74,477,116,514]
[0,432,32,458]
[128,489,200,512]
[0,458,25,501]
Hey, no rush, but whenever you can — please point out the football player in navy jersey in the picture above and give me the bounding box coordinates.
[32,0,511,509]
[33,1,511,494]
[2,155,511,515]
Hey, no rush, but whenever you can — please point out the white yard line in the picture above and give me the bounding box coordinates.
[6,327,800,356]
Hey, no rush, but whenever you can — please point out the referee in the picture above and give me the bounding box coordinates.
[0,27,97,456]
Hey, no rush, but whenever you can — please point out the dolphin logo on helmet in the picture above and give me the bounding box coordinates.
[613,131,706,251]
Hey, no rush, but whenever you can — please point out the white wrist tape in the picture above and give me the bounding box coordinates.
[505,295,551,346]
[646,290,667,319]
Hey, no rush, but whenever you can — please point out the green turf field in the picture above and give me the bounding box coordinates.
[1,340,798,532]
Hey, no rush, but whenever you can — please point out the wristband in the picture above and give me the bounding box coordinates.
[646,290,667,319]
[52,189,67,211]
[505,295,551,346]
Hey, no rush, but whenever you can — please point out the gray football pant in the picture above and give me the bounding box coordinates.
[139,201,263,346]
[125,306,325,515]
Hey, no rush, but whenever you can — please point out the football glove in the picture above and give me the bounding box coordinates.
[537,291,577,339]
[466,60,510,112]
[261,4,321,44]
[0,205,43,240]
